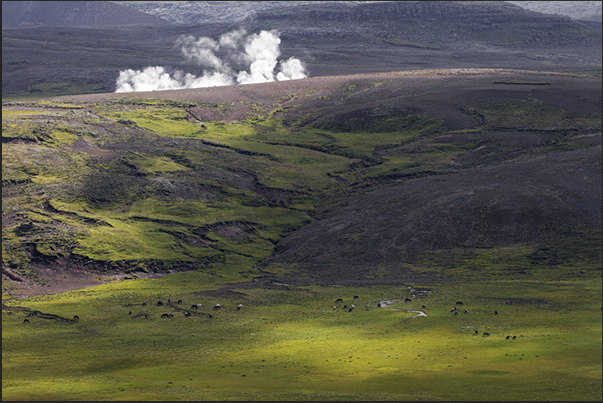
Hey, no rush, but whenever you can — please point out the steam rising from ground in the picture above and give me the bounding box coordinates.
[115,29,307,93]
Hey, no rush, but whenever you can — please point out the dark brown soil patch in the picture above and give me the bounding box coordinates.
[194,288,248,299]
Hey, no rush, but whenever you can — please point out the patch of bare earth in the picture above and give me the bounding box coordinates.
[3,257,163,298]
[70,137,119,163]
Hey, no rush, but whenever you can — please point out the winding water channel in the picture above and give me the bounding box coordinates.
[378,286,432,318]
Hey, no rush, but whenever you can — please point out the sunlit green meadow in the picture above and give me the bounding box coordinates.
[3,268,601,401]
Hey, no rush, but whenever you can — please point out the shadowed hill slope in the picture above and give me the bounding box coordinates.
[269,142,602,283]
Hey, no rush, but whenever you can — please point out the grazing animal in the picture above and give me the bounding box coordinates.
[208,314,213,319]
[422,304,427,309]
[184,312,191,317]
[453,311,458,315]
[213,304,221,310]
[343,304,348,309]
[405,298,412,302]
[464,309,468,314]
[512,335,516,340]
[177,300,182,304]
[456,301,464,305]
[475,330,479,335]
[142,302,147,306]
[505,299,513,305]
[333,305,337,310]
[157,301,164,306]
[494,310,498,315]
[483,332,490,337]
[73,315,79,320]
[348,307,354,312]
[144,314,148,319]
[190,305,198,309]
[450,308,456,313]
[168,313,173,318]
[237,304,244,311]
[168,299,171,304]
[353,296,359,299]
[129,311,132,315]
[23,319,29,323]
[335,298,343,303]
[506,335,511,340]
[161,313,169,318]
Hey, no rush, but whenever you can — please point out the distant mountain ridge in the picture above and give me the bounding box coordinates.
[2,0,169,27]
[114,1,603,25]
[4,1,600,28]
[243,1,601,49]
[114,1,336,25]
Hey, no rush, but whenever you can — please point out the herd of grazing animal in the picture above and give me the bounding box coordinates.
[333,296,358,312]
[368,296,521,340]
[334,295,516,339]
[21,310,79,323]
[446,300,520,339]
[20,297,240,324]
[147,299,237,319]
[20,292,523,340]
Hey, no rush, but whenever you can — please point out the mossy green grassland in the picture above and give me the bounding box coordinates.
[3,69,602,400]
[3,271,601,400]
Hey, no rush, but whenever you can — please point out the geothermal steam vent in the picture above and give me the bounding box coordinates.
[115,29,307,92]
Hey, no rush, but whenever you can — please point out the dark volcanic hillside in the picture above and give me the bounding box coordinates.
[270,143,602,283]
[260,69,602,283]
[2,0,169,27]
[2,69,601,295]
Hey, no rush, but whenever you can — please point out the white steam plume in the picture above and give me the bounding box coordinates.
[277,57,308,81]
[115,29,307,93]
